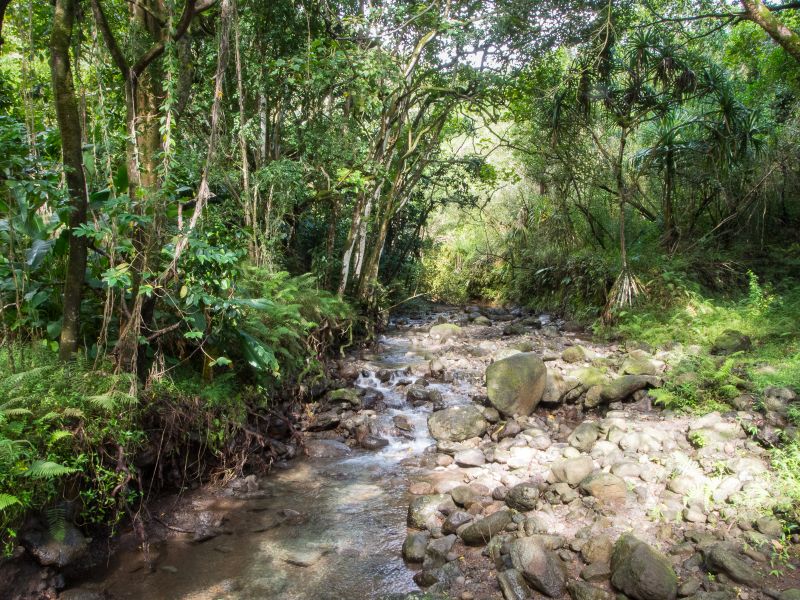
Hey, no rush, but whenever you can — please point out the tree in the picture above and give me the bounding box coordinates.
[50,0,89,360]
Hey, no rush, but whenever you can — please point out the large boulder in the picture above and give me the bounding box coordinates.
[622,350,664,376]
[610,534,677,600]
[486,353,547,417]
[305,439,352,458]
[427,405,488,442]
[509,537,566,597]
[541,369,580,405]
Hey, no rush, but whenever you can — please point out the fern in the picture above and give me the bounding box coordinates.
[0,366,56,388]
[45,506,66,542]
[0,494,20,511]
[87,391,138,411]
[49,430,73,444]
[62,407,85,419]
[24,461,77,479]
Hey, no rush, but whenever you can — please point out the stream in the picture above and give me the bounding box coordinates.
[81,314,470,600]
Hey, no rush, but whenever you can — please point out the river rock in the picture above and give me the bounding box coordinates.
[551,456,594,486]
[429,323,463,341]
[304,439,352,458]
[443,511,473,534]
[402,531,430,562]
[704,543,760,587]
[562,346,587,363]
[541,369,580,404]
[498,568,533,600]
[361,435,389,450]
[581,534,613,564]
[328,388,361,406]
[622,350,664,376]
[486,353,547,417]
[474,315,492,326]
[568,422,600,452]
[568,581,614,600]
[710,330,751,355]
[610,534,677,600]
[454,448,486,467]
[459,510,513,545]
[407,494,454,529]
[580,472,627,502]
[428,406,488,442]
[423,534,457,570]
[21,522,88,568]
[505,483,540,511]
[586,375,661,407]
[509,537,566,597]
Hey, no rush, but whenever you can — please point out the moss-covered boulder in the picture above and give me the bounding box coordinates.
[486,352,547,417]
[561,346,587,363]
[711,329,752,355]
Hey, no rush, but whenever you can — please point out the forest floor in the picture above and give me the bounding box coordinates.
[20,306,800,600]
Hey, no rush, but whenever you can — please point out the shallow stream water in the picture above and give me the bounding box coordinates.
[83,321,469,600]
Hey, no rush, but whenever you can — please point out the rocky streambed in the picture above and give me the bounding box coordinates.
[45,307,800,599]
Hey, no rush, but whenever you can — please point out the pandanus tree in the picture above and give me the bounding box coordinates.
[551,26,701,319]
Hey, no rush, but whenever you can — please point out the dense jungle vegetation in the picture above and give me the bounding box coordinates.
[0,0,798,558]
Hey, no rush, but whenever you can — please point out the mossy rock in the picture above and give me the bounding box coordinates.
[486,352,547,417]
[710,330,751,355]
[573,366,610,389]
[328,388,361,406]
[610,534,677,600]
[562,346,587,363]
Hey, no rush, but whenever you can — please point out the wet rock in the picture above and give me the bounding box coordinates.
[407,384,442,406]
[568,581,614,600]
[486,353,547,417]
[551,456,595,486]
[362,388,386,411]
[328,388,361,407]
[610,534,677,600]
[428,406,488,442]
[21,522,88,568]
[497,568,533,600]
[410,482,433,495]
[407,494,454,529]
[305,439,352,458]
[454,448,485,467]
[459,509,513,546]
[568,422,600,452]
[361,435,389,450]
[403,532,430,562]
[710,330,751,355]
[429,323,463,341]
[307,410,341,431]
[509,537,566,597]
[59,590,108,600]
[504,483,540,511]
[394,415,414,431]
[704,543,760,587]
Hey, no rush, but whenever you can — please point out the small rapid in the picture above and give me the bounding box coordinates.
[81,319,471,600]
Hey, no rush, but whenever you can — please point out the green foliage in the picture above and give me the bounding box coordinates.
[0,346,143,551]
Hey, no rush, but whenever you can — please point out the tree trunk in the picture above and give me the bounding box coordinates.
[51,0,89,361]
[741,0,800,63]
[615,127,628,272]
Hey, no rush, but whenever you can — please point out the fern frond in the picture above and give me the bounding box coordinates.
[87,393,116,411]
[62,408,85,419]
[24,461,78,479]
[0,366,55,388]
[46,506,66,542]
[49,430,73,444]
[0,494,20,511]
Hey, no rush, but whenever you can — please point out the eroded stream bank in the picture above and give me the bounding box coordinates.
[58,306,800,599]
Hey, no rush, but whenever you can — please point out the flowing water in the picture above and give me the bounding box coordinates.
[82,320,470,600]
